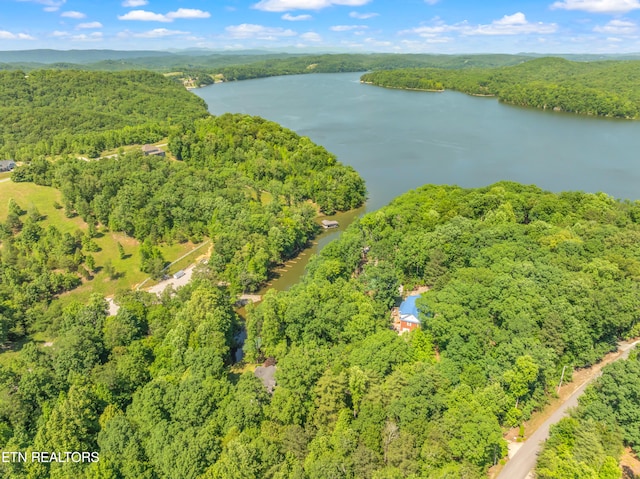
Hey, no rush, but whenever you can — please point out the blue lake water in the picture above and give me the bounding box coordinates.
[195,72,640,211]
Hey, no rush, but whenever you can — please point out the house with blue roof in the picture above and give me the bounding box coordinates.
[398,295,421,333]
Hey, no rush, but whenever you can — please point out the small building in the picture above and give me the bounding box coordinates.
[321,220,339,229]
[255,363,276,394]
[173,270,185,280]
[398,295,421,333]
[0,160,16,172]
[141,145,166,157]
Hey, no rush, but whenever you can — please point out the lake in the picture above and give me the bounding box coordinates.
[195,72,640,212]
[195,72,640,291]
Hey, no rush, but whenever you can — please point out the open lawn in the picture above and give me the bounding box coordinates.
[59,234,199,306]
[0,181,85,235]
[0,179,205,305]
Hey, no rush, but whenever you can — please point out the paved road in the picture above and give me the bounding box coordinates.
[497,339,640,479]
[147,264,195,296]
[106,265,196,317]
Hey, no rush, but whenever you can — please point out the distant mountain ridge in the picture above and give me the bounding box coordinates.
[0,49,179,64]
[3,49,640,66]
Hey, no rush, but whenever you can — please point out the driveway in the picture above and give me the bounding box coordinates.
[147,264,196,296]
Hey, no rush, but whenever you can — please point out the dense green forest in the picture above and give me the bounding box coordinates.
[0,52,534,88]
[205,53,530,83]
[0,70,209,159]
[8,113,364,300]
[3,53,640,478]
[3,182,637,478]
[239,182,640,478]
[361,57,640,119]
[536,349,640,478]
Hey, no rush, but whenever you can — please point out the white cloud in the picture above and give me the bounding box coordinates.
[252,0,371,12]
[550,0,640,13]
[0,30,35,40]
[60,10,85,18]
[594,18,637,33]
[282,13,312,20]
[401,13,557,38]
[166,8,210,19]
[122,0,148,6]
[118,8,210,22]
[469,13,558,35]
[330,24,368,31]
[77,22,103,29]
[349,11,378,19]
[225,23,297,39]
[118,10,171,22]
[51,30,69,37]
[133,28,190,37]
[494,12,528,25]
[17,0,65,11]
[300,31,322,41]
[424,0,440,4]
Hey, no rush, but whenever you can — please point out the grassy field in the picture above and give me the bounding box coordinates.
[59,234,199,305]
[0,181,84,235]
[0,179,204,305]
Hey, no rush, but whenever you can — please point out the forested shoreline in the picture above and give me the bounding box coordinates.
[3,173,640,477]
[0,70,209,159]
[361,57,640,119]
[234,182,640,479]
[0,52,534,85]
[2,58,640,478]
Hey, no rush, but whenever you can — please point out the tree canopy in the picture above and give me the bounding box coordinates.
[361,57,640,119]
[0,69,209,159]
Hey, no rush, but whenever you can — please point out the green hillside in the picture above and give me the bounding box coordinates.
[0,69,209,159]
[361,57,640,119]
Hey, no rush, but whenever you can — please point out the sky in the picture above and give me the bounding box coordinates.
[2,0,640,53]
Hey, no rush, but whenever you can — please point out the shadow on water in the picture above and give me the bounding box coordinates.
[232,205,365,364]
[258,205,366,294]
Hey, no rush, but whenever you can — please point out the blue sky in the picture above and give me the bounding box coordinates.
[2,0,640,53]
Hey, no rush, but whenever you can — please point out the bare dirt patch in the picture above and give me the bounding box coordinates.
[622,448,640,479]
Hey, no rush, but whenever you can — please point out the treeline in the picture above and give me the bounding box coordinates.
[0,52,532,88]
[361,57,640,119]
[0,52,532,74]
[362,72,444,91]
[237,182,640,478]
[536,350,640,478]
[211,53,530,82]
[0,199,96,345]
[12,114,365,292]
[0,69,209,159]
[169,113,366,213]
